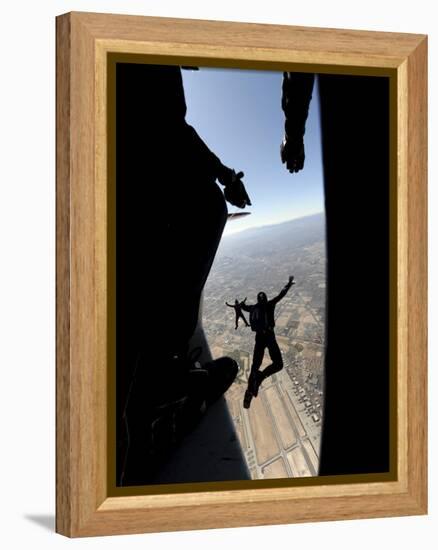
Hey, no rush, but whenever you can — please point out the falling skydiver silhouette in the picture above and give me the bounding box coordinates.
[226,298,250,329]
[116,63,251,485]
[241,276,295,409]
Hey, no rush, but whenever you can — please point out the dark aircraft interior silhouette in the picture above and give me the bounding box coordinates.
[115,62,391,486]
[282,72,390,476]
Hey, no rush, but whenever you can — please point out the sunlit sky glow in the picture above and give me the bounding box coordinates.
[182,67,324,235]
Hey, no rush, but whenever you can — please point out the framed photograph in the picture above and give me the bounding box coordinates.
[56,12,427,537]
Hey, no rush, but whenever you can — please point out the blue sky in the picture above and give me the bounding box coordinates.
[182,67,324,235]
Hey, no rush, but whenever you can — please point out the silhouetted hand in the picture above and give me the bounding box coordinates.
[281,137,305,173]
[220,169,252,209]
[288,276,295,285]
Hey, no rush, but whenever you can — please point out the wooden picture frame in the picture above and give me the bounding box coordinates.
[56,11,427,537]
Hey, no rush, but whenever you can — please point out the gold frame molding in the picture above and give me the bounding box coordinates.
[56,11,427,537]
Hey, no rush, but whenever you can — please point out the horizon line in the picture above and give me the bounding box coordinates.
[224,210,324,238]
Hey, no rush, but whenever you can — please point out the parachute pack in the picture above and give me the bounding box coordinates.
[249,305,269,332]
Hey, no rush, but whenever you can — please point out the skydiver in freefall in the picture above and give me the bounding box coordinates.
[226,298,250,329]
[240,276,295,408]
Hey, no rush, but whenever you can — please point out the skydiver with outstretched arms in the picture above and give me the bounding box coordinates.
[226,298,250,329]
[241,276,295,408]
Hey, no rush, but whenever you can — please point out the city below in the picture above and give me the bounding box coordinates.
[204,212,326,479]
